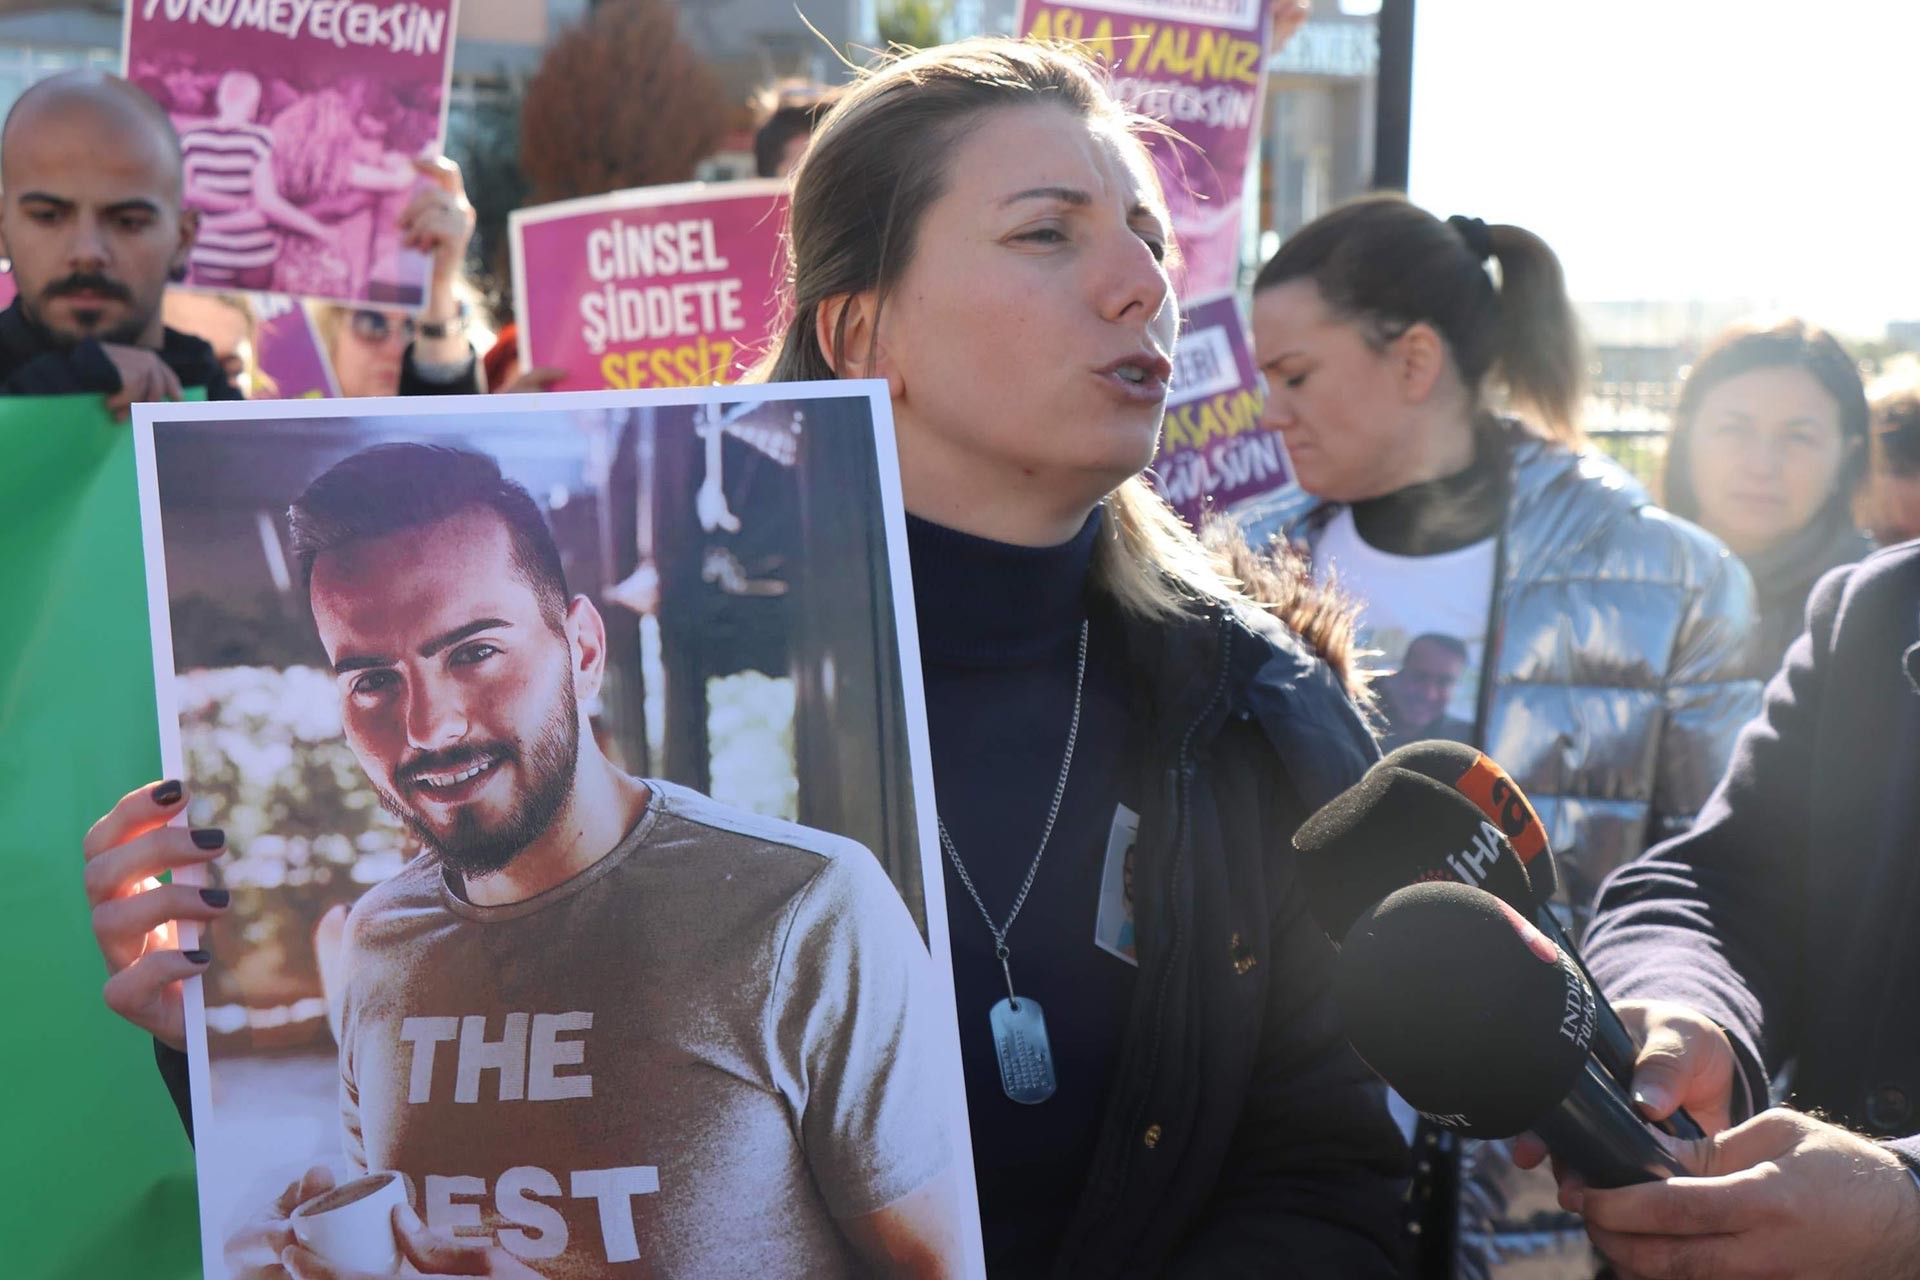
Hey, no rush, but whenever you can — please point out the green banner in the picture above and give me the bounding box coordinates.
[0,396,201,1280]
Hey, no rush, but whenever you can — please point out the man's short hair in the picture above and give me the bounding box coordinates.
[1,69,183,180]
[751,83,838,178]
[287,443,569,630]
[1405,633,1470,665]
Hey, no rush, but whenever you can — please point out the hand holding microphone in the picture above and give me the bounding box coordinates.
[1512,998,1740,1187]
[1334,880,1687,1189]
[1294,745,1707,1142]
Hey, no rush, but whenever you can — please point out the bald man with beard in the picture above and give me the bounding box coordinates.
[0,69,241,412]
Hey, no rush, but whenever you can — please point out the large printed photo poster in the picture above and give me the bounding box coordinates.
[125,0,459,308]
[132,387,982,1277]
[1018,0,1297,524]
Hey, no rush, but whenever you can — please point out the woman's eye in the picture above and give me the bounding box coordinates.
[1015,227,1067,245]
[1141,237,1168,262]
[1285,373,1308,390]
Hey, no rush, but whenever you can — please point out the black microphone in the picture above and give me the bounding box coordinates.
[1381,740,1556,906]
[1336,881,1688,1189]
[1293,765,1538,940]
[1373,741,1707,1143]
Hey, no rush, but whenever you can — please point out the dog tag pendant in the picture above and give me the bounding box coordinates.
[989,996,1057,1104]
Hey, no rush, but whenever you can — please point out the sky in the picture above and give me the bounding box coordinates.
[1406,0,1920,338]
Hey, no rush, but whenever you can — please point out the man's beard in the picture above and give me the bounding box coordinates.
[375,677,582,880]
[26,272,149,346]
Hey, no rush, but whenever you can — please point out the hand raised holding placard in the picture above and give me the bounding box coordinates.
[401,155,478,369]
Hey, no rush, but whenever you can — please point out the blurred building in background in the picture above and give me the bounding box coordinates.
[1258,0,1380,262]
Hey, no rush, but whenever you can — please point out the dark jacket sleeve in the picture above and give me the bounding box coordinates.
[1170,671,1409,1278]
[1581,563,1855,1107]
[398,342,482,396]
[1168,896,1410,1277]
[1,337,122,396]
[206,366,245,400]
[156,1039,194,1144]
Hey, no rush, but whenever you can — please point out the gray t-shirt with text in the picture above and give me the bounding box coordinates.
[337,780,954,1278]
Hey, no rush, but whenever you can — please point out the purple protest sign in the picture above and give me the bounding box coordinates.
[1156,293,1290,524]
[1018,0,1271,301]
[253,294,337,398]
[125,0,459,309]
[511,181,789,392]
[1017,0,1299,521]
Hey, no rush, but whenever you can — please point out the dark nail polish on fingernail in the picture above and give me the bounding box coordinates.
[183,950,211,965]
[151,780,183,806]
[200,888,231,908]
[191,828,225,850]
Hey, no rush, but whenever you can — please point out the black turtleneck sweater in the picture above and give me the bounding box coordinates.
[907,512,1140,1276]
[1348,418,1510,556]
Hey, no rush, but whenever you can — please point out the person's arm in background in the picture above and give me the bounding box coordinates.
[5,341,183,417]
[248,155,332,243]
[1646,529,1761,846]
[1580,563,1850,1124]
[396,156,483,396]
[1528,564,1920,1279]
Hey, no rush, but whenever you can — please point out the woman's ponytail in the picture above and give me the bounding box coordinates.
[1255,194,1587,446]
[1486,223,1584,444]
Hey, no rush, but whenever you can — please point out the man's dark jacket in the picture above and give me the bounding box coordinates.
[156,589,1412,1277]
[1584,539,1920,1170]
[0,297,482,399]
[0,298,242,399]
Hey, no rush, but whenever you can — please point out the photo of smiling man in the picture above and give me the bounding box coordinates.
[133,391,975,1279]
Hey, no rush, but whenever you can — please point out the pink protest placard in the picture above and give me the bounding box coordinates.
[511,181,789,393]
[1155,292,1290,523]
[125,0,459,309]
[1018,1,1297,523]
[253,294,338,398]
[1018,0,1272,301]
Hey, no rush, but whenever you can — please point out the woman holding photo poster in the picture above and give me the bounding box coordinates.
[1237,196,1763,1276]
[750,37,1409,1276]
[83,37,1406,1280]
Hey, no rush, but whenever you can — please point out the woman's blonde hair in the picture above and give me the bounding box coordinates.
[749,37,1365,691]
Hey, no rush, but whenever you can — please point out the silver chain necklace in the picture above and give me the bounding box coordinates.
[936,618,1086,1105]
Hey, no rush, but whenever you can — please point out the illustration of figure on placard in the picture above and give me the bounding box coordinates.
[127,0,454,306]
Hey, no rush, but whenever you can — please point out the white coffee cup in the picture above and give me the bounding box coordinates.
[289,1170,409,1272]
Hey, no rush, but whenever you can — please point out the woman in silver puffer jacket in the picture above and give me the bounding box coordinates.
[1236,194,1761,1280]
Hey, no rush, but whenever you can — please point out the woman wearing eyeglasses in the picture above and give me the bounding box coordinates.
[306,155,487,398]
